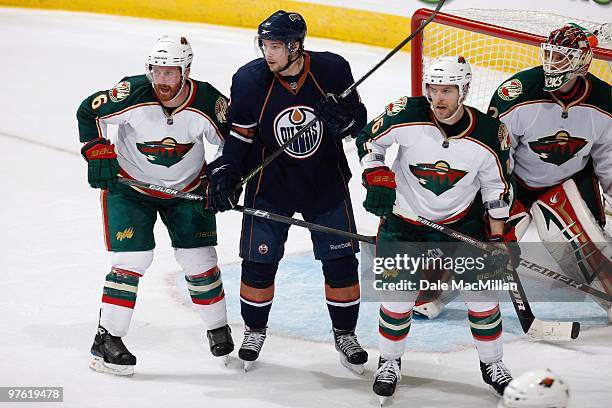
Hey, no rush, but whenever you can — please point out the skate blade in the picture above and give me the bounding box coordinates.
[487,385,502,398]
[89,356,134,376]
[339,354,364,375]
[220,355,231,367]
[242,360,255,372]
[378,395,390,406]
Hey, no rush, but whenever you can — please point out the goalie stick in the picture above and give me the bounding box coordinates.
[235,0,448,191]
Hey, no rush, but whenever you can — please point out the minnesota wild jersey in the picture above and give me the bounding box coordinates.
[77,75,229,197]
[489,66,611,194]
[356,96,511,222]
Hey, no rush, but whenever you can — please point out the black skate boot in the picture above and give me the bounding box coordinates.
[207,324,234,358]
[373,357,402,406]
[480,360,513,396]
[90,325,136,376]
[238,326,267,372]
[333,327,368,374]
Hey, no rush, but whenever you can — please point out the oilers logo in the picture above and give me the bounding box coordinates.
[273,106,323,159]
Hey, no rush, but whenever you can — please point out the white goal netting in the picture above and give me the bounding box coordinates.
[417,9,612,112]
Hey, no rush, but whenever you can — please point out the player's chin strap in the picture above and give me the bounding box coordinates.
[116,177,612,310]
[279,48,303,74]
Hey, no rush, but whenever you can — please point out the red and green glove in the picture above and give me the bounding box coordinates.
[81,138,119,192]
[362,166,397,216]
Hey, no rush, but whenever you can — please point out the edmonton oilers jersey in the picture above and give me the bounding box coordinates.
[225,51,366,213]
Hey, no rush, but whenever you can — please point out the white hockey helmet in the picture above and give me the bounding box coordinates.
[146,35,193,82]
[498,369,570,408]
[422,56,472,103]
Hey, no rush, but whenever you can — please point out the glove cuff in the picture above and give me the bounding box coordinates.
[363,166,397,188]
[82,138,117,161]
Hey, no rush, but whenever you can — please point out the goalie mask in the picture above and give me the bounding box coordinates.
[498,369,570,408]
[540,24,594,92]
[146,35,193,102]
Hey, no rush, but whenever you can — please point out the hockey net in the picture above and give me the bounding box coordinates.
[411,9,612,112]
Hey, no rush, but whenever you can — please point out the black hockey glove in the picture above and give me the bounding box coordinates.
[192,174,216,216]
[205,157,243,212]
[484,235,522,273]
[314,93,356,137]
[81,138,119,192]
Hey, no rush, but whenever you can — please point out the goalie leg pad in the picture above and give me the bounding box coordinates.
[322,256,360,330]
[504,199,532,242]
[177,247,227,330]
[240,261,278,328]
[100,250,153,337]
[531,180,612,309]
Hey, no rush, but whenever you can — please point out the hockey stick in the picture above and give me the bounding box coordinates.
[390,208,580,340]
[235,0,447,190]
[116,180,611,306]
[117,178,376,244]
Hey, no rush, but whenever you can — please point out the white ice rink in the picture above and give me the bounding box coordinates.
[0,7,610,408]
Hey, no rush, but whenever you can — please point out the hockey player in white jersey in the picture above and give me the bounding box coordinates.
[489,24,612,322]
[356,56,516,403]
[417,24,612,321]
[76,36,234,376]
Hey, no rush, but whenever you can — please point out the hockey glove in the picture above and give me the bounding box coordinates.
[206,157,243,212]
[362,167,397,217]
[192,175,216,216]
[484,235,522,273]
[81,138,119,192]
[314,93,355,137]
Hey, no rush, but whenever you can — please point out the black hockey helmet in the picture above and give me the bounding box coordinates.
[257,10,307,53]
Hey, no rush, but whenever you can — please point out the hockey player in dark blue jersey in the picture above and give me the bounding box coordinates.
[206,10,368,373]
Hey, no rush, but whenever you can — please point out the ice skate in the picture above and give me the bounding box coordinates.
[480,360,513,396]
[89,326,136,376]
[373,357,401,406]
[238,326,267,372]
[333,328,368,375]
[207,324,234,365]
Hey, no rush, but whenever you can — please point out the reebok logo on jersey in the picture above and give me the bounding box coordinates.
[528,131,587,166]
[136,137,194,167]
[409,160,468,196]
[497,79,522,101]
[210,164,229,175]
[273,106,323,159]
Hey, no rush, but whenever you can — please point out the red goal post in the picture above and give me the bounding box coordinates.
[410,8,612,112]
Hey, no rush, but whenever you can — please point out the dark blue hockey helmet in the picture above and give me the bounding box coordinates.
[257,10,307,52]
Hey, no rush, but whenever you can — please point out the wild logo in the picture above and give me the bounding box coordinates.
[116,227,134,241]
[136,137,194,167]
[214,96,228,123]
[528,131,587,166]
[109,81,131,102]
[409,160,468,196]
[385,96,408,116]
[539,377,555,388]
[497,78,523,101]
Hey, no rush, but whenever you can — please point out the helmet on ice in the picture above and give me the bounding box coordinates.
[498,369,570,408]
